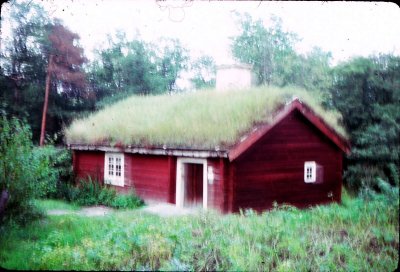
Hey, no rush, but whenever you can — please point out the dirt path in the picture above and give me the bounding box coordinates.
[47,203,199,217]
[140,203,199,217]
[47,206,113,217]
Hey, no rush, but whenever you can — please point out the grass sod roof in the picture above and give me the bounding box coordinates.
[65,86,347,150]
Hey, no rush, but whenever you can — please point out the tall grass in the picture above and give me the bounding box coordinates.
[33,199,80,211]
[65,87,346,148]
[0,192,397,271]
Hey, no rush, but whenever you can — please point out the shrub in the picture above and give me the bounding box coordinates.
[110,190,144,209]
[0,115,57,224]
[386,163,399,187]
[31,147,59,195]
[74,177,103,206]
[44,147,74,200]
[360,178,399,206]
[98,187,117,206]
[344,163,399,196]
[63,177,144,209]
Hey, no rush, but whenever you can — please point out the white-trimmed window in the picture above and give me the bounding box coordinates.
[104,153,124,186]
[304,161,316,183]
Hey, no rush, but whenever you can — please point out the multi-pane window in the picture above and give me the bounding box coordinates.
[306,166,312,179]
[104,153,124,186]
[304,161,316,183]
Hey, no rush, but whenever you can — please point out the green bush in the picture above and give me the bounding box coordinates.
[110,190,144,209]
[44,147,74,200]
[63,177,143,209]
[0,115,57,224]
[386,163,399,187]
[345,162,400,201]
[98,187,117,206]
[74,177,103,206]
[359,178,400,208]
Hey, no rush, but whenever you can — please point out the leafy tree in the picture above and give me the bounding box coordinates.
[292,48,334,108]
[0,115,57,224]
[190,55,216,90]
[121,39,160,95]
[292,47,333,92]
[0,0,50,140]
[1,1,50,102]
[230,13,333,96]
[331,54,400,192]
[155,38,189,93]
[231,13,299,86]
[89,35,189,107]
[88,35,159,104]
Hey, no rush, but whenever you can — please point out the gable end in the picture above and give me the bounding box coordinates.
[228,99,350,161]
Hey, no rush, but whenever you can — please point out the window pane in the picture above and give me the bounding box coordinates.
[115,157,121,177]
[307,167,312,179]
[109,157,114,176]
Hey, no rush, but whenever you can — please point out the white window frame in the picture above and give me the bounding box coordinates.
[176,158,208,210]
[104,153,124,187]
[304,161,317,183]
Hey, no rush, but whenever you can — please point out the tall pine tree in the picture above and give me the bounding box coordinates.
[39,22,87,146]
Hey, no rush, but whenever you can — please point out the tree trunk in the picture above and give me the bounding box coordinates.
[40,54,53,146]
[11,59,22,105]
[11,75,21,105]
[0,189,9,220]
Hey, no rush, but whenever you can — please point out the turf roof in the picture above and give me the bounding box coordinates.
[65,86,347,150]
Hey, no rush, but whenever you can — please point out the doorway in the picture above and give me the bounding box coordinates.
[183,163,203,207]
[176,158,207,209]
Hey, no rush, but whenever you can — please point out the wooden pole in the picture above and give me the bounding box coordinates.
[39,54,53,146]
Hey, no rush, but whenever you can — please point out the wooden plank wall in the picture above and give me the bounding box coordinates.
[73,150,105,185]
[232,110,343,212]
[128,154,172,202]
[206,158,226,212]
[74,151,175,201]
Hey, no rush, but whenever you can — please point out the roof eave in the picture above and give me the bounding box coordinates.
[67,144,229,159]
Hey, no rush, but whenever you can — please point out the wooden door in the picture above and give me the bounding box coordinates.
[183,163,203,207]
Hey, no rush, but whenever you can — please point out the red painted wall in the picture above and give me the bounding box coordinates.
[231,110,343,212]
[73,151,105,185]
[127,154,173,203]
[73,151,175,201]
[206,158,226,212]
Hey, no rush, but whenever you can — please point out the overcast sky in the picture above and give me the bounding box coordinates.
[2,0,400,66]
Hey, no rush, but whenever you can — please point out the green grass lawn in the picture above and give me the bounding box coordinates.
[0,194,398,271]
[33,199,80,211]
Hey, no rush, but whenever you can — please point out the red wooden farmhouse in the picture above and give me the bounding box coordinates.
[67,90,350,213]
